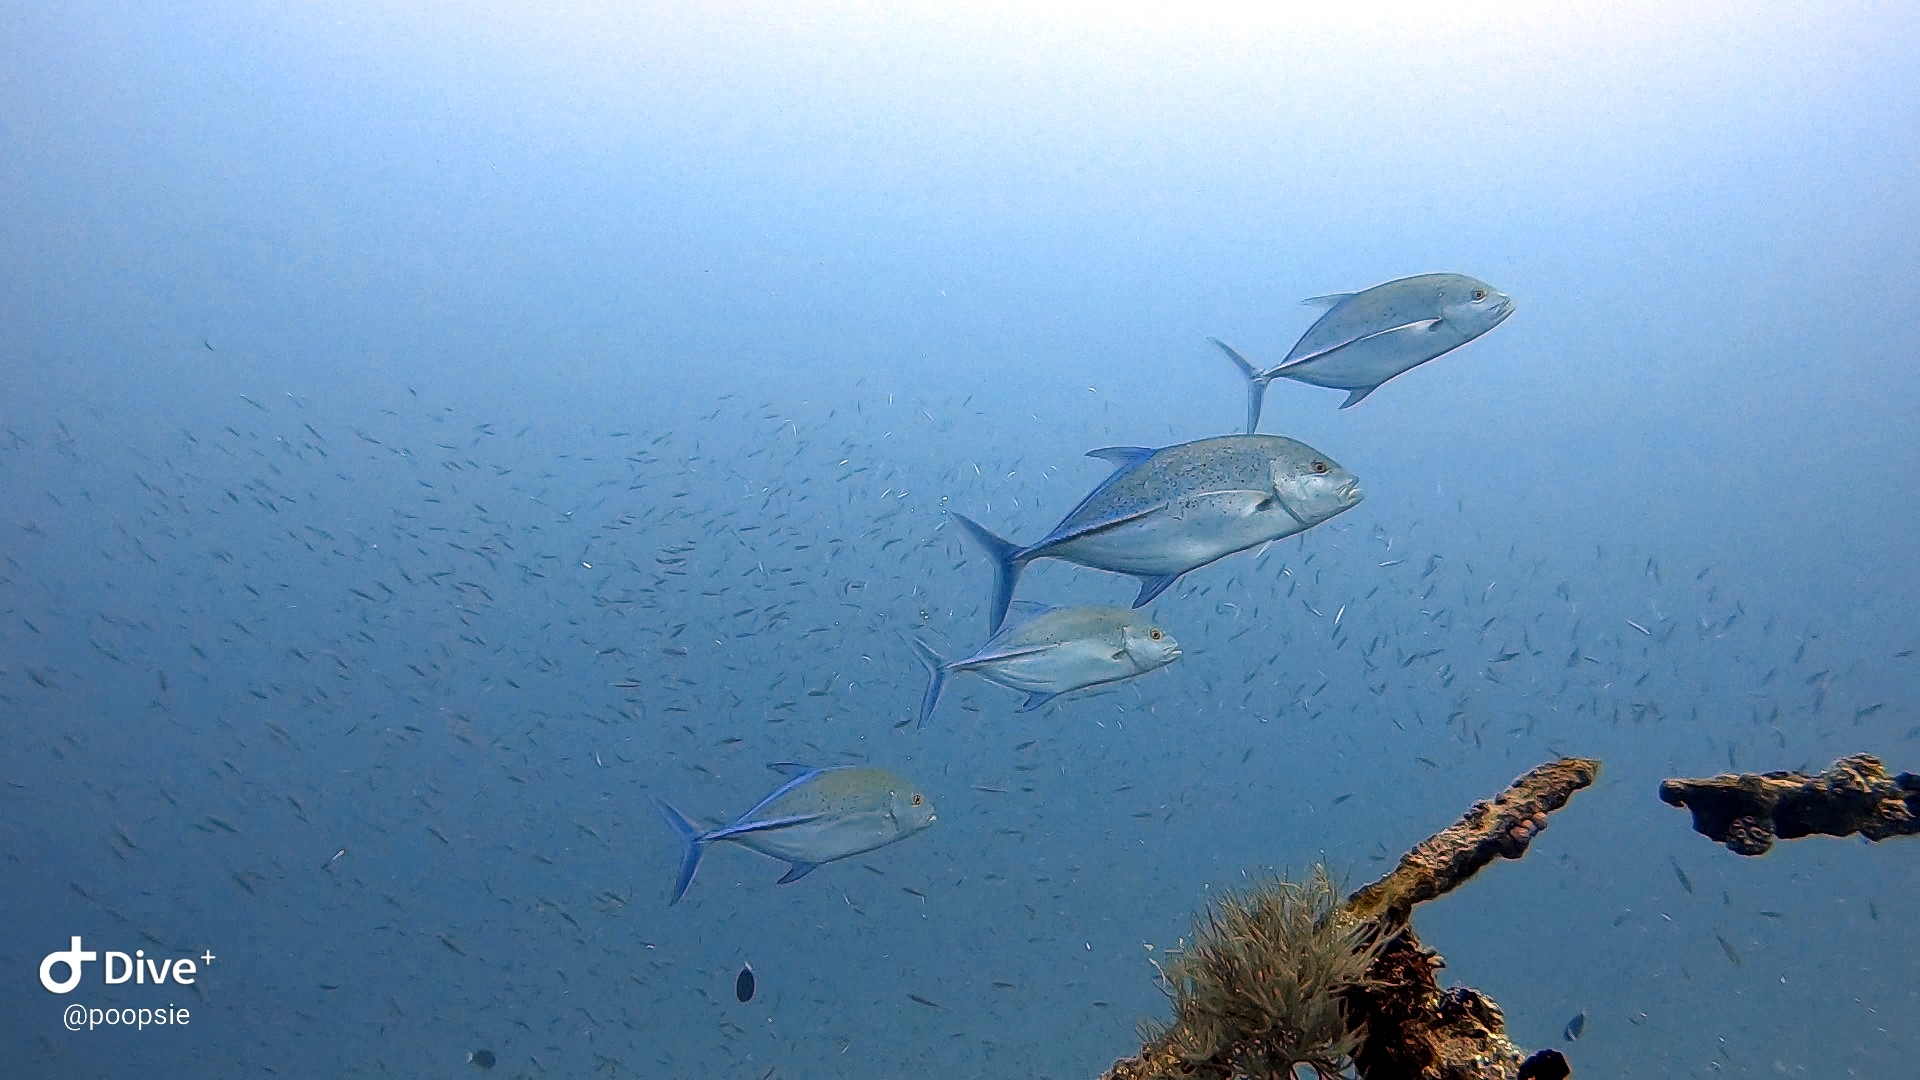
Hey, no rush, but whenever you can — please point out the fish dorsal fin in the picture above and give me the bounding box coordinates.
[1085,446,1155,466]
[1300,292,1355,310]
[766,762,818,777]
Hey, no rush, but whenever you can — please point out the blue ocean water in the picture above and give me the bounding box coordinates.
[2,3,1915,1077]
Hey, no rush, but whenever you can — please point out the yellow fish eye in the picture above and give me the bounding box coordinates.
[1471,288,1487,301]
[911,793,923,806]
[1150,628,1163,641]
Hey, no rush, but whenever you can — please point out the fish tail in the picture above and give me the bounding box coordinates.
[1245,377,1271,433]
[652,797,707,906]
[952,513,1023,633]
[906,636,949,729]
[1208,338,1270,433]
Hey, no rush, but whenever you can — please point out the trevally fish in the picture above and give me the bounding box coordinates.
[654,764,936,905]
[954,435,1362,632]
[908,602,1181,725]
[1212,272,1514,428]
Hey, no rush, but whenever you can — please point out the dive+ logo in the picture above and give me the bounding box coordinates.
[40,937,212,994]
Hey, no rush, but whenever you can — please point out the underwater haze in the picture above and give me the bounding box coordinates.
[3,2,1916,1077]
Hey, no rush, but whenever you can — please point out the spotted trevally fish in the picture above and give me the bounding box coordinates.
[1211,272,1514,428]
[908,603,1181,725]
[953,435,1362,632]
[654,764,936,905]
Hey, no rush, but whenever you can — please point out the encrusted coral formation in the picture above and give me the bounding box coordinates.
[1102,758,1601,1080]
[1659,753,1920,856]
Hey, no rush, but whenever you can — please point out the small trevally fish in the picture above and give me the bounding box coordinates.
[908,603,1181,725]
[1212,272,1514,428]
[654,764,936,905]
[955,435,1362,632]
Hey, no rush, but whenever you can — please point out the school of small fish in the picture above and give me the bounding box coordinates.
[12,265,1906,1075]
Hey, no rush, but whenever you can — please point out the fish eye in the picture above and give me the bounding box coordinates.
[1311,460,1329,474]
[1471,288,1487,301]
[1150,629,1163,640]
[911,794,923,806]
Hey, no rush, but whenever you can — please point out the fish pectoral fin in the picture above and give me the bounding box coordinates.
[1259,488,1310,526]
[966,643,1060,666]
[1042,502,1169,547]
[1005,599,1059,620]
[707,813,825,841]
[1133,573,1182,607]
[1017,691,1061,712]
[777,862,821,885]
[1276,318,1447,374]
[1358,317,1443,339]
[1299,292,1355,310]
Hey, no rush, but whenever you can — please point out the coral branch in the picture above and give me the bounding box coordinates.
[1099,759,1600,1080]
[1345,758,1601,928]
[1659,754,1920,856]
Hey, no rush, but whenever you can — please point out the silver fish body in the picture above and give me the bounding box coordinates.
[654,764,936,904]
[954,435,1361,631]
[1213,272,1513,428]
[909,603,1181,724]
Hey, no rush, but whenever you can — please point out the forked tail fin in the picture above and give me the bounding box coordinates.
[653,797,706,906]
[1208,337,1272,433]
[952,513,1024,633]
[906,636,950,729]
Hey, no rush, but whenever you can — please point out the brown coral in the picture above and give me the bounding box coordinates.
[1659,754,1920,856]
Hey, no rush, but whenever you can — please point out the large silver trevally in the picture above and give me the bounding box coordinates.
[1212,272,1514,429]
[953,435,1363,632]
[654,764,936,905]
[908,602,1181,726]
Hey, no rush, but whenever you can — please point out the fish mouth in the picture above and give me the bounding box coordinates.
[1341,480,1364,504]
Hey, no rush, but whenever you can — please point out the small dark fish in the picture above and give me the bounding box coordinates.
[1670,857,1693,894]
[1715,931,1743,967]
[467,1049,496,1069]
[907,993,942,1008]
[1563,1010,1586,1041]
[736,963,756,1003]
